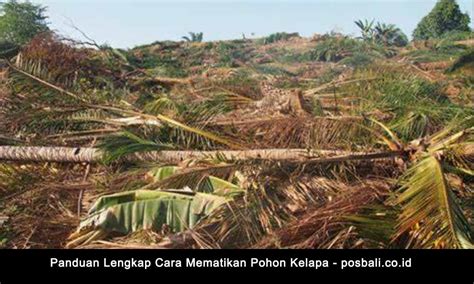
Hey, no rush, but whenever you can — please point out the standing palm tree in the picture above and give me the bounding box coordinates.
[355,19,375,42]
[355,19,408,47]
[374,22,408,47]
[182,32,203,43]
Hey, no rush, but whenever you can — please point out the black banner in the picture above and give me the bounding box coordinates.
[0,249,473,280]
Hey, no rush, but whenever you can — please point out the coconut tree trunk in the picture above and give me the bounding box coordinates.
[133,148,404,164]
[0,146,100,163]
[0,146,405,164]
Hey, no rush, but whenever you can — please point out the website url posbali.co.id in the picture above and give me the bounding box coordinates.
[340,258,412,269]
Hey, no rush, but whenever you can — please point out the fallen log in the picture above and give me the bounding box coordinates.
[0,146,404,164]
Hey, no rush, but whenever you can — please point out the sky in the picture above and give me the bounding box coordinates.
[29,0,473,48]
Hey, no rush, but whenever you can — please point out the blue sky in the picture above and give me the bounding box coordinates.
[30,0,473,48]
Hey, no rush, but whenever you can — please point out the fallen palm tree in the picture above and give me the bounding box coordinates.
[70,124,474,248]
[0,146,404,164]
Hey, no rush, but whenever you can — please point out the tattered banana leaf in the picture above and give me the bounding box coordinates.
[147,165,245,197]
[80,190,230,235]
[68,175,244,247]
[147,166,180,182]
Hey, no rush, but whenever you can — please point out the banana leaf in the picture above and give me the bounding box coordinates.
[81,190,230,235]
[147,165,244,197]
[198,175,245,197]
[147,166,179,182]
[69,175,245,247]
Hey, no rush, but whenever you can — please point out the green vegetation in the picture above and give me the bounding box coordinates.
[310,34,387,62]
[447,48,474,73]
[355,19,408,47]
[182,32,204,43]
[260,32,300,44]
[0,0,49,45]
[0,40,18,58]
[413,0,471,40]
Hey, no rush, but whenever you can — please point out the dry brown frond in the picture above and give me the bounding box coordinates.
[255,179,390,249]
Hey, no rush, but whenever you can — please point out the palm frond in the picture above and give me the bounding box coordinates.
[99,131,174,163]
[344,204,398,248]
[368,118,402,150]
[394,155,473,248]
[8,64,243,148]
[143,95,179,116]
[8,59,86,103]
[255,180,390,248]
[213,116,368,149]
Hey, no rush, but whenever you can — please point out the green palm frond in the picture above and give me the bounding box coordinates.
[369,118,402,150]
[156,113,242,149]
[429,122,473,177]
[394,154,473,248]
[182,32,203,43]
[355,19,375,41]
[391,112,433,140]
[99,131,174,164]
[96,105,243,149]
[427,123,473,154]
[179,95,233,124]
[144,95,179,116]
[444,143,474,177]
[345,204,398,248]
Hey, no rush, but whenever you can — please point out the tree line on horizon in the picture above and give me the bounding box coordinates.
[0,0,471,50]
